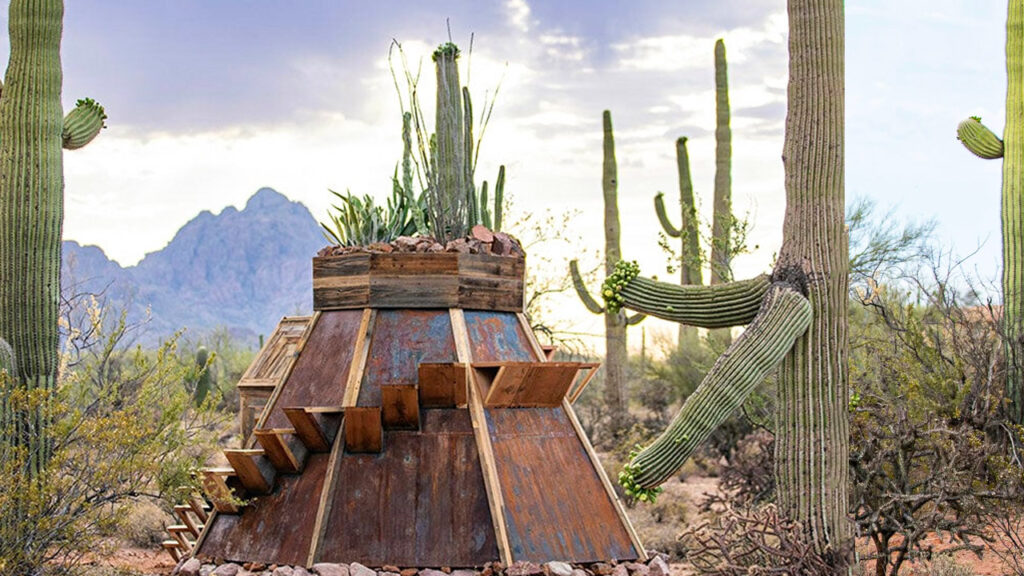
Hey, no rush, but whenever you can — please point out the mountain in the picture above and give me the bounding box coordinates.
[62,188,325,344]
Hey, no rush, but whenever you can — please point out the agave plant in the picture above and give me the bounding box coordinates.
[321,183,421,246]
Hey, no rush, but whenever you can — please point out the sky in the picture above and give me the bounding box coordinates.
[0,1,1010,349]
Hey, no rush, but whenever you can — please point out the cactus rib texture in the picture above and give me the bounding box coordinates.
[62,97,105,150]
[957,117,1004,159]
[625,282,811,488]
[616,271,771,328]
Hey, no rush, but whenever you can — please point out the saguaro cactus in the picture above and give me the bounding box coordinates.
[193,346,214,406]
[654,137,702,349]
[956,0,1024,425]
[571,110,643,425]
[0,0,106,477]
[710,39,733,347]
[608,0,849,562]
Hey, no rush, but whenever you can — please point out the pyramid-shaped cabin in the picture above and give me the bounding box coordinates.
[192,250,644,568]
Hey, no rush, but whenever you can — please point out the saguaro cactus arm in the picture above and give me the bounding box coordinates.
[957,117,1004,159]
[619,281,812,493]
[603,261,770,328]
[654,192,681,237]
[571,258,647,324]
[62,97,106,150]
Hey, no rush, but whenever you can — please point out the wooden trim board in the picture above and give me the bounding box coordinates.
[451,308,513,565]
[341,308,376,408]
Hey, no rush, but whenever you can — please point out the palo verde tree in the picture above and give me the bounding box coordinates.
[607,0,850,564]
[571,111,644,428]
[955,0,1024,425]
[0,0,106,478]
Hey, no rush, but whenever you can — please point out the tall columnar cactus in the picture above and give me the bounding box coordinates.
[956,0,1024,425]
[571,111,644,428]
[429,42,469,241]
[654,137,702,349]
[0,0,106,478]
[608,0,849,561]
[710,39,733,347]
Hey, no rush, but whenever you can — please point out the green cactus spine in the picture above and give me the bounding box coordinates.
[956,1,1024,425]
[0,0,106,479]
[654,137,703,349]
[609,0,849,558]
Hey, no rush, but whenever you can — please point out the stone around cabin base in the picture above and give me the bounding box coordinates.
[611,565,628,576]
[213,564,241,576]
[450,570,475,576]
[349,562,376,576]
[418,569,447,576]
[292,568,312,576]
[272,567,294,576]
[570,570,588,576]
[624,563,648,576]
[381,566,400,574]
[545,562,573,576]
[646,557,670,576]
[400,569,418,576]
[179,558,203,576]
[378,572,400,576]
[200,564,217,576]
[505,561,545,576]
[590,564,613,576]
[312,563,349,576]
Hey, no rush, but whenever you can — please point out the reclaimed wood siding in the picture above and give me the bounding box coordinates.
[263,310,363,429]
[358,310,457,407]
[197,453,330,566]
[486,408,638,563]
[319,410,498,566]
[313,253,523,312]
[463,311,536,362]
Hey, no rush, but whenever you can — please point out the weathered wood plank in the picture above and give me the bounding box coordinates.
[200,468,241,514]
[254,428,307,474]
[224,449,276,494]
[343,406,382,453]
[381,385,420,430]
[418,362,467,408]
[463,311,536,362]
[174,505,201,537]
[284,407,342,453]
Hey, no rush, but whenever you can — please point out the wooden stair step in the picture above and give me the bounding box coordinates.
[567,362,601,404]
[472,362,592,408]
[417,363,467,408]
[381,384,420,430]
[161,540,183,562]
[284,406,343,452]
[167,525,194,550]
[344,406,383,453]
[254,427,309,474]
[173,505,201,537]
[200,467,244,514]
[224,449,277,494]
[188,496,210,523]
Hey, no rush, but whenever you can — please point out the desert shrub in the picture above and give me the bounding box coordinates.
[0,301,223,575]
[680,504,838,576]
[923,555,974,576]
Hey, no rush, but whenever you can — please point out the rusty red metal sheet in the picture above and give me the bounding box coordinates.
[357,310,456,407]
[463,311,536,362]
[264,310,363,428]
[197,453,330,566]
[486,407,638,563]
[319,409,498,566]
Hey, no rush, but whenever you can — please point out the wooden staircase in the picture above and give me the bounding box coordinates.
[179,358,596,561]
[161,498,210,562]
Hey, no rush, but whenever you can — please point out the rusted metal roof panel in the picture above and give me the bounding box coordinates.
[486,407,639,563]
[463,311,535,362]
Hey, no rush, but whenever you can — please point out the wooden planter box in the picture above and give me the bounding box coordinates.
[312,252,525,312]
